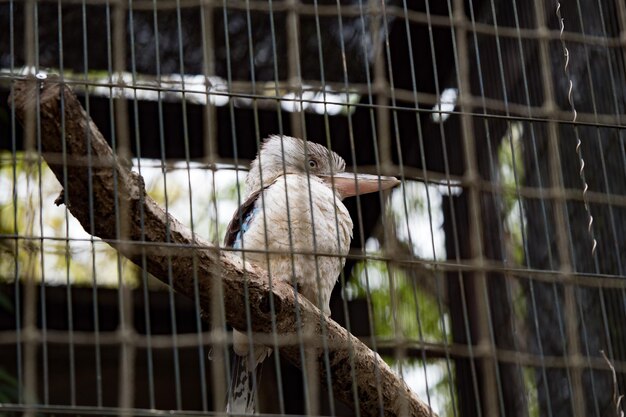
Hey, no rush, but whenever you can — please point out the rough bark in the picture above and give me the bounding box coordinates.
[10,77,436,417]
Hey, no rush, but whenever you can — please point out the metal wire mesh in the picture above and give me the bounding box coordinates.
[1,0,626,416]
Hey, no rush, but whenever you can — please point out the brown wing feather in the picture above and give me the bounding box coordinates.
[223,187,264,248]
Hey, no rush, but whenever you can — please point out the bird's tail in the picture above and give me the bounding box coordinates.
[226,354,260,414]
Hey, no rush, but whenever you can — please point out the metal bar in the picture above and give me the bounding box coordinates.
[3,328,626,373]
[4,0,626,50]
[5,74,626,128]
[452,0,500,414]
[535,2,586,416]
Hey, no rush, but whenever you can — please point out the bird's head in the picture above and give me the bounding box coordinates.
[246,135,400,199]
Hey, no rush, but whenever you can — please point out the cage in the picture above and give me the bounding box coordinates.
[1,1,626,417]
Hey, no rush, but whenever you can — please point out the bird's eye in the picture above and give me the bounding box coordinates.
[308,159,318,169]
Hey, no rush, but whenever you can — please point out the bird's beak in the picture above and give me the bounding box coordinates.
[320,172,401,199]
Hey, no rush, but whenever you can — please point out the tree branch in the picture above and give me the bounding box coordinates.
[10,77,436,417]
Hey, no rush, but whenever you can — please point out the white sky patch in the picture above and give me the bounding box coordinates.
[431,87,458,123]
[397,361,448,416]
[342,237,385,299]
[390,181,445,260]
[139,161,242,244]
[365,236,380,253]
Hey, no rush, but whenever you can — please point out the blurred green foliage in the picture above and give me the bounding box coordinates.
[347,259,446,341]
[498,122,526,265]
[347,247,453,414]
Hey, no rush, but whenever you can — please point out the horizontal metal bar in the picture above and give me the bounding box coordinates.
[1,328,623,373]
[1,0,623,49]
[3,74,626,128]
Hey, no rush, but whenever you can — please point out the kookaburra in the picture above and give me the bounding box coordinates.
[224,135,400,413]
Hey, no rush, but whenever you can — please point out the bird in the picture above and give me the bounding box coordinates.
[224,135,400,414]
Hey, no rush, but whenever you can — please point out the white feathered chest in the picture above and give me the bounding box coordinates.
[228,174,353,315]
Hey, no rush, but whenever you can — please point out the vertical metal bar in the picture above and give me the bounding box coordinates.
[368,3,432,414]
[220,3,250,412]
[533,2,586,417]
[416,2,466,416]
[110,0,136,413]
[22,0,35,152]
[118,282,136,416]
[309,2,364,415]
[80,0,104,407]
[55,0,78,407]
[113,0,131,163]
[126,0,156,409]
[370,9,395,408]
[574,0,626,381]
[285,1,322,412]
[149,0,183,409]
[105,7,117,413]
[370,0,390,171]
[415,0,464,413]
[616,0,626,135]
[502,4,571,414]
[303,1,365,413]
[266,1,314,413]
[22,2,40,416]
[239,1,288,412]
[9,0,24,407]
[466,0,544,415]
[554,1,617,413]
[286,0,303,139]
[451,0,500,416]
[466,2,526,416]
[174,0,209,411]
[199,2,230,412]
[580,0,625,273]
[375,2,410,414]
[397,0,462,414]
[482,0,572,416]
[353,2,389,414]
[201,2,218,166]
